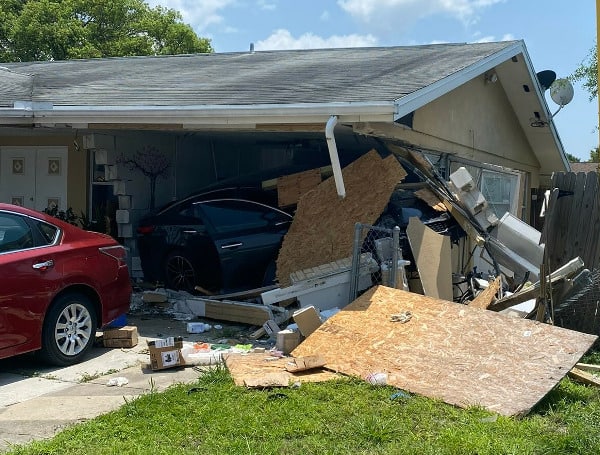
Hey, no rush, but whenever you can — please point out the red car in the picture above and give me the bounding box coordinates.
[0,203,132,366]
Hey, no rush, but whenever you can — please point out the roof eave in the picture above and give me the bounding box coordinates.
[25,102,397,128]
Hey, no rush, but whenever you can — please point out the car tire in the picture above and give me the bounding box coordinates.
[165,251,198,293]
[40,292,97,366]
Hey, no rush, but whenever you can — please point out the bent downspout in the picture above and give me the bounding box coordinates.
[325,115,346,198]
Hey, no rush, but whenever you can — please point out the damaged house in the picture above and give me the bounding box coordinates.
[0,40,577,311]
[3,40,599,417]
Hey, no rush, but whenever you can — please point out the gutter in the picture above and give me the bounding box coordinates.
[325,115,346,198]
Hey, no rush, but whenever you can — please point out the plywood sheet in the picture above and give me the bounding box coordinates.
[292,286,597,416]
[277,168,323,208]
[414,187,447,212]
[223,352,339,387]
[406,217,453,301]
[276,150,407,286]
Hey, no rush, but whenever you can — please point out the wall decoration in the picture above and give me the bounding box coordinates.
[47,198,60,209]
[12,158,24,175]
[48,158,61,175]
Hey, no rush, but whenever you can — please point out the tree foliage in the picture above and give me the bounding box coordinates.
[0,0,212,62]
[591,147,600,163]
[571,44,597,100]
[565,153,580,162]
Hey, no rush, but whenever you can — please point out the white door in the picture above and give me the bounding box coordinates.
[0,146,68,211]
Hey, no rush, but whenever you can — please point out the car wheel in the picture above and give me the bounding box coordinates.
[40,293,97,366]
[165,251,197,293]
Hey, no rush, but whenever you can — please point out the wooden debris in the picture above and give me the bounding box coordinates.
[568,367,600,387]
[469,276,502,309]
[414,187,447,212]
[223,352,339,388]
[285,355,326,372]
[576,363,600,372]
[292,285,597,416]
[277,168,323,208]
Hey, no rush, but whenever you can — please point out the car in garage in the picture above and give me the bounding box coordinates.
[0,203,132,366]
[137,188,293,294]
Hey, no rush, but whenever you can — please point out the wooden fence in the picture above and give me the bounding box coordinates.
[541,171,600,272]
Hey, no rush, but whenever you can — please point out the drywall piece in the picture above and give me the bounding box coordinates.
[223,352,339,387]
[292,286,597,416]
[276,149,407,286]
[406,217,453,301]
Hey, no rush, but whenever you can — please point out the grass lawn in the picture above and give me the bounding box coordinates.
[5,352,600,455]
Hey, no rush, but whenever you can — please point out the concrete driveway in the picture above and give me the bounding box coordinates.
[0,313,256,452]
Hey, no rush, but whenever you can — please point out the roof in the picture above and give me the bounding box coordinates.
[0,41,569,178]
[0,42,516,107]
[569,162,599,174]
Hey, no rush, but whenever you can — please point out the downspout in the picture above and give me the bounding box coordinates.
[325,115,346,198]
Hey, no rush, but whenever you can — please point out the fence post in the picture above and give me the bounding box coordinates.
[391,225,400,288]
[349,222,363,302]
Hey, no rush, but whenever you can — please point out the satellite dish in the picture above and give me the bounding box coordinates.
[536,70,556,91]
[550,78,574,107]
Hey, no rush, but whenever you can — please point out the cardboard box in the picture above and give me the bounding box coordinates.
[148,337,186,370]
[103,325,138,348]
[293,306,322,337]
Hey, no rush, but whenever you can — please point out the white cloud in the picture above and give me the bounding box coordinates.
[320,10,331,21]
[255,29,378,50]
[472,32,515,43]
[337,0,505,29]
[257,0,277,10]
[145,0,235,30]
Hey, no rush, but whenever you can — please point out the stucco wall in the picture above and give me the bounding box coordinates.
[405,77,541,187]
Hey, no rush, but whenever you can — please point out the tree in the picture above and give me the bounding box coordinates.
[571,44,597,100]
[591,147,600,163]
[566,153,581,162]
[0,0,212,62]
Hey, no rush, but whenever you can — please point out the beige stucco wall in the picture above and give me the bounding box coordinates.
[401,77,541,187]
[0,135,87,214]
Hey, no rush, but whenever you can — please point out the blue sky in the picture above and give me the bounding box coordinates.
[146,0,598,161]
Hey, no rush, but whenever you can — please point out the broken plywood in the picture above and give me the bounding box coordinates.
[277,168,323,208]
[276,149,407,286]
[292,285,597,416]
[406,217,453,301]
[223,352,339,387]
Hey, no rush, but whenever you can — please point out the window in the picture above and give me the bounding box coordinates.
[0,213,34,253]
[35,220,60,245]
[480,170,519,218]
[199,200,288,234]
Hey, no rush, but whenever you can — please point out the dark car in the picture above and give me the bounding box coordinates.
[137,188,293,294]
[0,203,132,366]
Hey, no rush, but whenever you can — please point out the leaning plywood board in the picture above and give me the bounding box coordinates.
[223,352,340,387]
[292,286,597,416]
[406,217,453,301]
[276,149,407,286]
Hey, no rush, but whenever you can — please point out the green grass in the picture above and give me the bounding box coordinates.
[5,362,600,455]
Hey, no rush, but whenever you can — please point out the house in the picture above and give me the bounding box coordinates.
[0,40,570,275]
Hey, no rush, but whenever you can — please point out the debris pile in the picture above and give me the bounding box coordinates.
[126,147,600,416]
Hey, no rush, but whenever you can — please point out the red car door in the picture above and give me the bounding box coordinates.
[0,213,62,354]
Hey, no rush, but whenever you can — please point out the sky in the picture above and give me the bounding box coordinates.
[146,0,598,161]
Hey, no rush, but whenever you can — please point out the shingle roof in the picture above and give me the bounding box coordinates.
[569,162,599,173]
[0,41,518,108]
